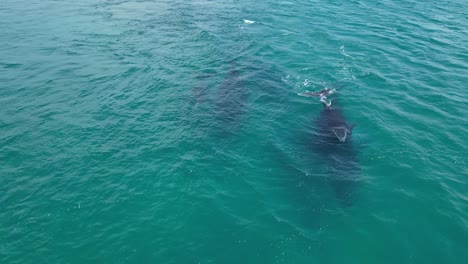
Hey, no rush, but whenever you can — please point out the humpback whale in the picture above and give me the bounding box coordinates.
[305,89,360,206]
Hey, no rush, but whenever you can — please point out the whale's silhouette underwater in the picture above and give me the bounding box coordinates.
[304,88,360,206]
[214,64,248,136]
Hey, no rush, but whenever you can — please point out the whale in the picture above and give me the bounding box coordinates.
[305,89,360,206]
[214,63,247,136]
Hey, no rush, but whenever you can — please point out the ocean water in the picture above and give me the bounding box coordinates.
[1,0,467,263]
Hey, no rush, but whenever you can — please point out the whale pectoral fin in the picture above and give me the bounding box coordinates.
[332,127,348,142]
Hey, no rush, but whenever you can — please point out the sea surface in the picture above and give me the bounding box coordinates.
[1,0,467,263]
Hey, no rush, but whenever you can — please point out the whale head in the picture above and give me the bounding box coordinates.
[332,125,354,142]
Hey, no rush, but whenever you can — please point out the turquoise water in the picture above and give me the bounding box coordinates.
[1,0,467,263]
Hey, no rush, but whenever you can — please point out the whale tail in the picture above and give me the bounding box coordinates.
[300,88,336,108]
[302,88,335,97]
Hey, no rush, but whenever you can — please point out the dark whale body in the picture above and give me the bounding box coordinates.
[215,65,247,135]
[310,91,360,206]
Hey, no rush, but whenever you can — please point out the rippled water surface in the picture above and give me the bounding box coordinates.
[1,0,467,263]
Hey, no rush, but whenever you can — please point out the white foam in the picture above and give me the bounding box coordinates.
[243,19,255,24]
[320,96,332,107]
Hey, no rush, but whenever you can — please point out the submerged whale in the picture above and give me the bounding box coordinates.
[305,89,360,206]
[215,64,247,135]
